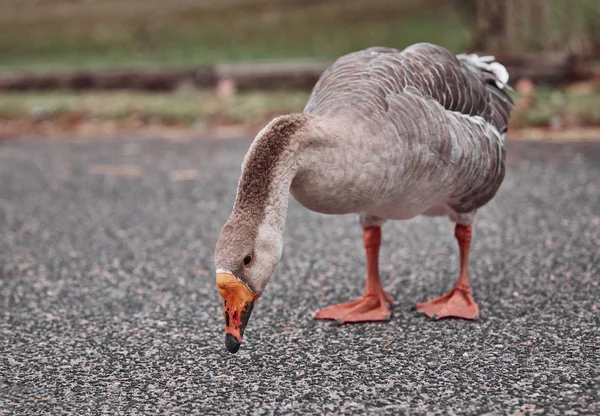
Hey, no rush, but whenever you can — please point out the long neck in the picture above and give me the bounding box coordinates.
[261,154,297,234]
[231,114,308,235]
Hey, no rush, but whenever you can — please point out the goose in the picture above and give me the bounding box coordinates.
[214,43,513,354]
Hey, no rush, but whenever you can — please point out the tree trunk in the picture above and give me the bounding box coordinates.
[470,0,509,53]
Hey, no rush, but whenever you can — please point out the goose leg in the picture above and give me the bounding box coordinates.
[314,226,393,324]
[416,224,480,320]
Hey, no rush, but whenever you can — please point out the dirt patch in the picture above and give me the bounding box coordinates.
[0,117,256,141]
[508,126,600,142]
[2,116,598,143]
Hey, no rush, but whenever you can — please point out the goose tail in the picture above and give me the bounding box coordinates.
[456,54,513,92]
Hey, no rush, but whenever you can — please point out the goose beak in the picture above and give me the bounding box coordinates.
[216,273,259,354]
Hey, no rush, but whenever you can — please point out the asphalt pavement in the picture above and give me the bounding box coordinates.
[0,136,598,415]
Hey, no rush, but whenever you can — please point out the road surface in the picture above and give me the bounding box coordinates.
[1,137,598,415]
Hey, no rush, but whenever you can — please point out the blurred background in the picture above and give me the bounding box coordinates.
[0,0,599,138]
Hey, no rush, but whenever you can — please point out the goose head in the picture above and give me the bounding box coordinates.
[214,217,283,353]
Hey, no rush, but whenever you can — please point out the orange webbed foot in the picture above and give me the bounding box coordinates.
[314,293,393,324]
[416,286,479,320]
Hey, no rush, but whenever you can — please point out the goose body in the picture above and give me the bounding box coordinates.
[292,43,511,223]
[214,43,514,354]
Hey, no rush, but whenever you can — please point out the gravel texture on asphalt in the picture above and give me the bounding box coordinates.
[0,137,598,415]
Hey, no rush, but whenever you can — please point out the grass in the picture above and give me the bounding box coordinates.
[0,90,311,125]
[0,0,470,71]
[509,87,600,128]
[1,87,598,132]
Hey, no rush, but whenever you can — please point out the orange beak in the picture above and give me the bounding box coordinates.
[216,273,259,354]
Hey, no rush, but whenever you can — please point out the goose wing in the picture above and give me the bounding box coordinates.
[304,43,514,214]
[304,43,513,134]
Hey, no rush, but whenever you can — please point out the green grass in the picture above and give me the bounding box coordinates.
[0,0,470,71]
[0,91,311,125]
[1,87,598,129]
[510,87,600,127]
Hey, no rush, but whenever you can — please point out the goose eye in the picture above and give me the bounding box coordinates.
[243,255,252,267]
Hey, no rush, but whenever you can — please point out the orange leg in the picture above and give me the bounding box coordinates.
[416,224,480,320]
[314,226,393,324]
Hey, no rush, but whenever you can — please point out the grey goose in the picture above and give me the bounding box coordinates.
[214,43,514,354]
